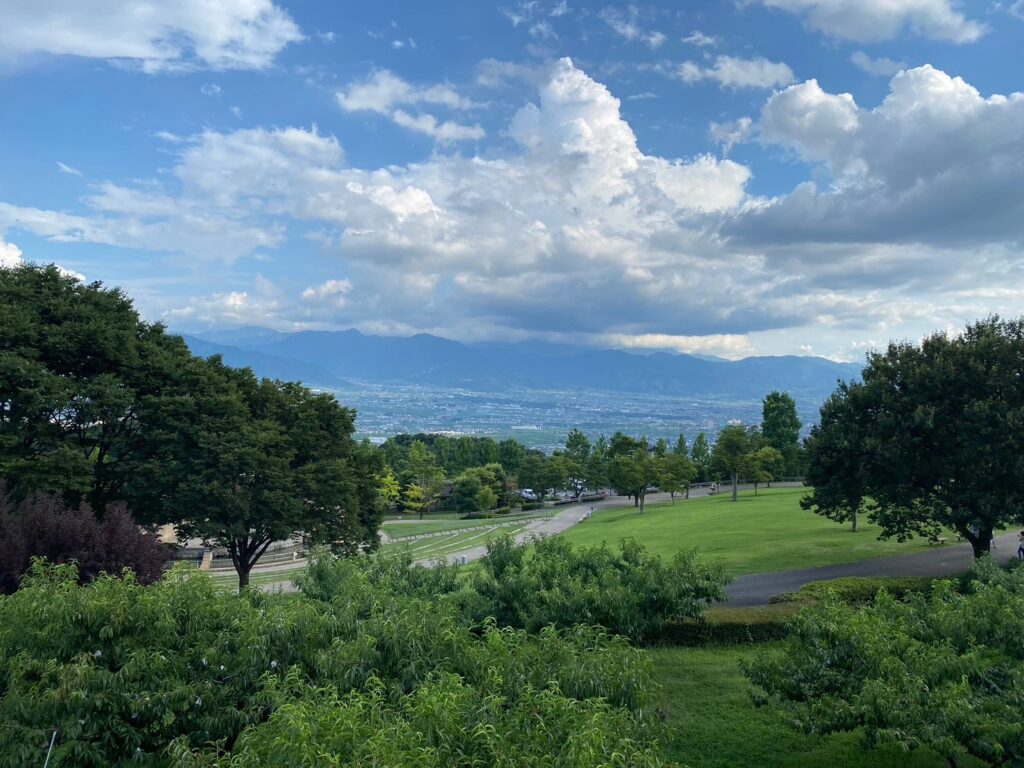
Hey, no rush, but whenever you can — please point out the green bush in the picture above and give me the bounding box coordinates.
[495,506,512,515]
[193,672,667,767]
[747,557,1024,767]
[769,575,938,606]
[0,559,664,766]
[521,501,544,511]
[660,604,799,646]
[467,535,728,644]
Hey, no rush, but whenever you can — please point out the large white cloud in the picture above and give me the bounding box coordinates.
[756,0,985,43]
[0,0,302,72]
[733,66,1024,248]
[0,59,763,349]
[0,237,23,268]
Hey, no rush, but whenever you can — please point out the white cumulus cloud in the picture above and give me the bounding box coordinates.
[755,0,985,43]
[0,0,303,72]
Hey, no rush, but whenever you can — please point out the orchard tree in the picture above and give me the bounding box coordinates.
[761,391,802,476]
[801,385,870,532]
[749,560,1024,767]
[690,432,712,482]
[807,317,1024,556]
[711,425,753,501]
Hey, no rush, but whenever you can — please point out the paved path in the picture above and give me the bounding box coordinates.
[727,530,1021,605]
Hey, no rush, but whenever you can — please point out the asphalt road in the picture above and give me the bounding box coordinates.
[726,530,1022,605]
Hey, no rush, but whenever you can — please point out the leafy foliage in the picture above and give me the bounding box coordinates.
[0,488,168,593]
[467,535,728,643]
[748,558,1024,767]
[0,560,666,766]
[803,317,1024,555]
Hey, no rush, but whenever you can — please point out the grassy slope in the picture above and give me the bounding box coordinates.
[559,487,938,576]
[650,644,975,768]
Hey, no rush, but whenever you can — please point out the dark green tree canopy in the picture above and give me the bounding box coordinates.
[0,264,197,515]
[804,317,1024,555]
[761,391,803,475]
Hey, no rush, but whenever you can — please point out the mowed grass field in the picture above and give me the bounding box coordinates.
[558,487,939,576]
[651,644,980,768]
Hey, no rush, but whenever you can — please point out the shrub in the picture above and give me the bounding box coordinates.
[747,557,1024,767]
[0,561,663,765]
[0,489,170,593]
[468,535,728,644]
[521,501,544,511]
[768,575,938,606]
[495,506,512,515]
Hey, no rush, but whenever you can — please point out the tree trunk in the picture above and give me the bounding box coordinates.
[634,494,639,507]
[671,492,676,505]
[754,481,759,496]
[639,490,646,514]
[851,509,858,533]
[731,472,738,502]
[972,529,993,559]
[685,485,690,500]
[237,563,252,590]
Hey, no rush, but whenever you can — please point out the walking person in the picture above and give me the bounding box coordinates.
[1018,530,1024,560]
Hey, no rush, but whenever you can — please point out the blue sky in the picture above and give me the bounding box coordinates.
[1,0,1022,360]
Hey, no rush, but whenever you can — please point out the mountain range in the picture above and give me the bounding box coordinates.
[178,326,862,402]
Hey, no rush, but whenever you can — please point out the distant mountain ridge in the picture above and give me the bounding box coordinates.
[180,326,861,403]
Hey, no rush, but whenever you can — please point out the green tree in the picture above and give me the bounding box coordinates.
[656,453,697,503]
[749,560,1024,767]
[672,433,688,457]
[452,471,484,515]
[563,428,591,495]
[498,438,526,474]
[653,437,669,457]
[475,485,498,513]
[402,483,426,518]
[711,425,753,502]
[810,317,1024,556]
[609,446,657,512]
[378,468,401,511]
[689,432,712,482]
[0,264,197,516]
[801,385,870,531]
[135,364,380,589]
[404,440,446,519]
[762,391,802,476]
[516,453,546,502]
[742,446,783,496]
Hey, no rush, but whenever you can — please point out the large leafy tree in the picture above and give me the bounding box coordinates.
[806,317,1024,556]
[0,264,196,516]
[761,391,802,475]
[133,362,381,588]
[609,445,657,512]
[801,384,870,531]
[711,425,754,501]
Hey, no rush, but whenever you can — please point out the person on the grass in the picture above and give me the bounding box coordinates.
[1017,530,1024,560]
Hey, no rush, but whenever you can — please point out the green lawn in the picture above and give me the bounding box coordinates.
[383,511,550,538]
[650,644,978,768]
[383,523,532,560]
[558,487,939,576]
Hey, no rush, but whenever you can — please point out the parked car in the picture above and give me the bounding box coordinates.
[519,488,537,501]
